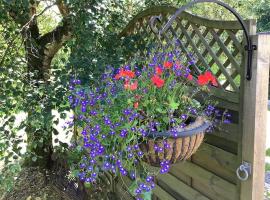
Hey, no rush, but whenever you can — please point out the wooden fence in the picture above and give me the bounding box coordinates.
[116,6,270,200]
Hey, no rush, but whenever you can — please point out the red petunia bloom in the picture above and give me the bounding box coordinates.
[211,78,218,87]
[164,61,173,69]
[187,74,193,81]
[204,71,213,81]
[197,71,218,86]
[155,66,163,75]
[151,75,165,88]
[134,102,139,109]
[124,80,138,91]
[115,68,135,80]
[198,74,209,86]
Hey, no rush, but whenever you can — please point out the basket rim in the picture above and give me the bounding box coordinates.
[145,118,211,138]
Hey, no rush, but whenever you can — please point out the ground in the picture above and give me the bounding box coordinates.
[2,167,81,200]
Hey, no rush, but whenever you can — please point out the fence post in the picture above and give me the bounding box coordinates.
[240,33,270,200]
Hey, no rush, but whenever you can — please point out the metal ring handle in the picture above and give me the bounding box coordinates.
[236,164,249,181]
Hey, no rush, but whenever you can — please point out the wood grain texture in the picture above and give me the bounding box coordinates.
[158,173,210,200]
[192,143,238,184]
[170,161,237,200]
[240,33,270,200]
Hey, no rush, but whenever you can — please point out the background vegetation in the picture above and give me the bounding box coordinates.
[0,0,269,195]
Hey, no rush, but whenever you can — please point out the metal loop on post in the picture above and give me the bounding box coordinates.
[149,0,256,80]
[236,161,251,181]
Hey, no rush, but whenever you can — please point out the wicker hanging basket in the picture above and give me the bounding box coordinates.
[139,117,210,167]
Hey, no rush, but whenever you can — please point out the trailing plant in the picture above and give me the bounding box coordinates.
[67,45,231,199]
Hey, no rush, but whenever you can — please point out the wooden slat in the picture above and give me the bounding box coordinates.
[195,29,211,67]
[174,20,201,74]
[211,123,239,143]
[120,6,242,37]
[169,165,192,186]
[153,185,176,200]
[226,30,244,54]
[116,176,134,200]
[205,134,238,155]
[177,22,212,71]
[191,23,239,92]
[118,175,177,200]
[222,47,242,88]
[207,30,232,72]
[192,143,238,184]
[170,161,237,200]
[163,29,198,73]
[163,19,201,74]
[215,99,239,111]
[192,180,234,200]
[158,173,210,200]
[209,29,241,74]
[208,86,239,103]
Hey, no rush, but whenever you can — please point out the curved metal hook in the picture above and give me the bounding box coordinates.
[149,15,162,34]
[149,0,256,80]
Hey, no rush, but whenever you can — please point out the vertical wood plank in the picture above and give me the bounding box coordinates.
[240,33,270,200]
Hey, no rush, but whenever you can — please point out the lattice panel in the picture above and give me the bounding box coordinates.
[121,11,244,93]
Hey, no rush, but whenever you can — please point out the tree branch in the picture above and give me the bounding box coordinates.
[38,18,71,47]
[20,2,57,34]
[56,0,70,17]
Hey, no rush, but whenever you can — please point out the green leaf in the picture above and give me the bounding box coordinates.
[156,107,166,114]
[84,182,91,188]
[71,169,80,177]
[162,117,169,123]
[142,191,152,200]
[168,96,179,110]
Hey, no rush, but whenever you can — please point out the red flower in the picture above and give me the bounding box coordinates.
[187,74,193,81]
[164,61,173,69]
[115,68,135,80]
[134,102,139,109]
[204,71,218,86]
[211,78,218,87]
[155,66,163,75]
[197,71,218,86]
[204,71,213,80]
[151,75,165,88]
[124,80,138,91]
[198,74,208,86]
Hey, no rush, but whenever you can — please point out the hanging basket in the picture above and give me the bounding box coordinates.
[139,117,210,167]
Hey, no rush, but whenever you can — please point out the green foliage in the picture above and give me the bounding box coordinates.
[0,0,269,179]
[67,0,136,82]
[0,162,22,194]
[267,148,270,157]
[266,163,270,171]
[255,0,270,32]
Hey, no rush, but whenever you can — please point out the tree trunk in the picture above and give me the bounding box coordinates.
[7,1,71,168]
[22,18,71,168]
[23,29,54,168]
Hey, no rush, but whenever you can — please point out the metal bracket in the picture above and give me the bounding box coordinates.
[236,161,252,181]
